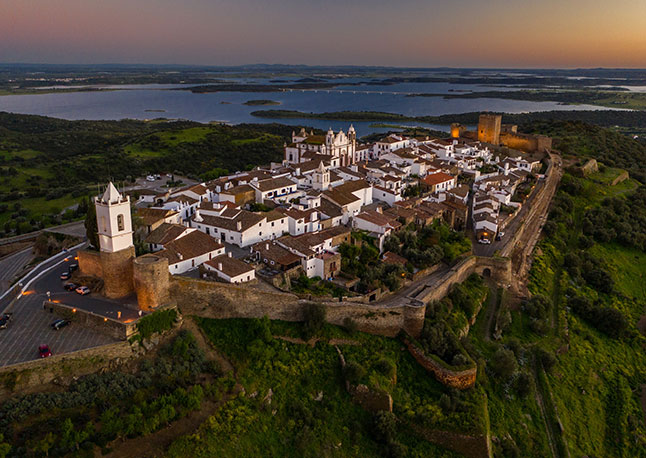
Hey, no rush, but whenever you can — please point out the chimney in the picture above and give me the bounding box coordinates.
[228,252,232,257]
[504,162,509,176]
[376,207,383,214]
[266,242,269,250]
[237,221,242,231]
[218,262,223,270]
[296,167,301,175]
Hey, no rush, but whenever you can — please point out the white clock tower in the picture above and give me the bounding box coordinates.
[95,182,134,253]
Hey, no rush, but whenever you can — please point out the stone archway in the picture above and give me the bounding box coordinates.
[482,268,492,278]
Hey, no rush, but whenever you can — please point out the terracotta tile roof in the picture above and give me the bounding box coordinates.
[220,184,255,196]
[156,230,223,265]
[382,251,408,266]
[193,210,265,233]
[253,176,297,192]
[206,255,254,277]
[355,210,401,230]
[144,223,190,246]
[423,172,455,186]
[252,241,303,266]
[136,208,179,226]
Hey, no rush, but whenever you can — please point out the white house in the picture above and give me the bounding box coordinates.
[156,230,226,274]
[204,254,256,283]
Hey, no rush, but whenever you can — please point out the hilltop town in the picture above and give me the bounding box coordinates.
[122,114,550,290]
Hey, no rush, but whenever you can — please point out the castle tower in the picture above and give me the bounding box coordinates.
[312,161,330,191]
[94,182,135,298]
[478,114,502,145]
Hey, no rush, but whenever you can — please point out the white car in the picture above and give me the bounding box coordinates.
[478,238,491,245]
[146,175,156,182]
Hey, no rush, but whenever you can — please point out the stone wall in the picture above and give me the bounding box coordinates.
[43,300,138,340]
[171,277,426,338]
[0,341,133,399]
[500,131,552,154]
[403,338,477,390]
[413,256,478,305]
[101,246,135,298]
[78,249,103,278]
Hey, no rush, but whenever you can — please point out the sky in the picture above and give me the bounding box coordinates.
[1,0,646,68]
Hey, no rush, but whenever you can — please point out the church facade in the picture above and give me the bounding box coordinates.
[284,126,357,167]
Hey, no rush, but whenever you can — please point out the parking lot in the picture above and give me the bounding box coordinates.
[0,251,139,367]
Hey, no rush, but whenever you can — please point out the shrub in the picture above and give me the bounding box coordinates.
[343,361,366,384]
[514,371,535,398]
[535,347,557,373]
[136,308,178,339]
[302,303,326,339]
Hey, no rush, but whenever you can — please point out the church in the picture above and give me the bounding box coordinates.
[78,183,170,311]
[284,126,357,167]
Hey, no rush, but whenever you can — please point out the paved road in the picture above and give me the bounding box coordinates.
[0,248,34,291]
[0,248,143,367]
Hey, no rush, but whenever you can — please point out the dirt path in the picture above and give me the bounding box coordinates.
[274,335,361,347]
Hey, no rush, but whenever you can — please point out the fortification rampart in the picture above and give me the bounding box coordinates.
[78,249,103,278]
[0,342,133,399]
[171,276,426,338]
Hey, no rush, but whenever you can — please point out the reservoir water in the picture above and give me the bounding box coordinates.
[0,79,612,136]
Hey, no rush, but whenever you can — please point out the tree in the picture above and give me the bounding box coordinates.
[84,196,99,249]
[490,347,518,380]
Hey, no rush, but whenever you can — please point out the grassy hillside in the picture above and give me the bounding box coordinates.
[0,112,305,237]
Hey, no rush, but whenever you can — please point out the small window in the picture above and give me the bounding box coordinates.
[117,214,125,232]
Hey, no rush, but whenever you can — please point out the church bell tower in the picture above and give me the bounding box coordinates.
[95,182,134,253]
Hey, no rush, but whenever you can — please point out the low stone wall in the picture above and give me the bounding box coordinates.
[413,257,477,305]
[43,300,138,340]
[171,276,425,338]
[403,338,477,390]
[0,341,133,399]
[408,423,491,458]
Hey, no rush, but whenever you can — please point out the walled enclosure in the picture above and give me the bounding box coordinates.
[133,254,170,310]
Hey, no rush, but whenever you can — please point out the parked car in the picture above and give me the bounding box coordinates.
[63,282,78,291]
[478,238,491,245]
[60,272,71,280]
[75,286,91,295]
[0,313,12,329]
[146,175,156,182]
[51,319,70,330]
[39,344,52,358]
[68,263,79,272]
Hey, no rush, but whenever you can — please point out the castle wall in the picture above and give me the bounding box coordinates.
[170,276,426,338]
[500,132,552,153]
[101,246,135,299]
[78,249,103,278]
[133,254,170,310]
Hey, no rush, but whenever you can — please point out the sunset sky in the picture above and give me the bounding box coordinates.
[2,0,646,67]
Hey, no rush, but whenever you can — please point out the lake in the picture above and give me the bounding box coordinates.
[0,79,612,136]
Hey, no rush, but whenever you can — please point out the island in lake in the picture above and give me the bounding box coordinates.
[242,99,282,106]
